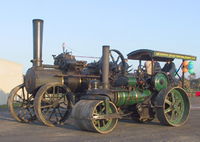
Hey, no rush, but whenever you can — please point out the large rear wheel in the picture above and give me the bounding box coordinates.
[155,86,190,126]
[34,83,72,127]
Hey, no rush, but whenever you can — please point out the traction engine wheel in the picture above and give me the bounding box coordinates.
[72,100,118,134]
[34,83,72,127]
[8,84,36,122]
[155,86,190,126]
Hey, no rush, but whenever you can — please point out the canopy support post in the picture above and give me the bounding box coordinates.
[182,59,185,88]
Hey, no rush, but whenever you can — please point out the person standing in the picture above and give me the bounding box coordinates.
[145,61,153,75]
[145,60,161,75]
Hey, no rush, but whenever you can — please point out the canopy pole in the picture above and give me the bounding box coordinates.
[182,59,185,88]
[175,64,182,80]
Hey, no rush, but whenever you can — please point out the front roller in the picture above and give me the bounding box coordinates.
[72,100,119,134]
[34,83,72,127]
[155,86,190,127]
[8,84,36,122]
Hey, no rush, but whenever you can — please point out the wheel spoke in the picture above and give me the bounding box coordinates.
[170,110,176,121]
[28,105,34,108]
[22,87,25,100]
[49,108,56,120]
[15,100,23,104]
[44,91,51,99]
[97,120,101,128]
[102,120,106,126]
[57,107,63,118]
[171,93,176,104]
[99,104,105,114]
[18,109,27,118]
[100,107,105,113]
[175,99,182,106]
[27,94,34,102]
[110,53,115,63]
[164,107,172,113]
[165,98,172,106]
[40,105,54,109]
[52,86,56,102]
[59,105,68,109]
[54,109,59,123]
[44,107,51,116]
[16,94,23,101]
[115,56,120,64]
[175,107,181,116]
[27,108,33,118]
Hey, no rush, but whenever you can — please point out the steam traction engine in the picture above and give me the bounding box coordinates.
[71,46,194,133]
[7,19,127,127]
[8,19,196,134]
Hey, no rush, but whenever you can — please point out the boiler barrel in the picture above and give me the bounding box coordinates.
[24,67,63,94]
[114,89,152,106]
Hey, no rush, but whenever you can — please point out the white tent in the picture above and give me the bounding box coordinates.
[0,58,23,105]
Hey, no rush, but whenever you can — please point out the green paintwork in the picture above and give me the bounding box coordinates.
[143,89,152,96]
[163,88,189,125]
[128,76,137,87]
[93,101,117,132]
[115,89,151,106]
[154,73,168,91]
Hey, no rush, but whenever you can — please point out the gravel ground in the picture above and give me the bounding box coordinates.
[0,97,200,142]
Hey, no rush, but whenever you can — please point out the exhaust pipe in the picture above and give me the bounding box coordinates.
[102,45,110,89]
[32,19,43,67]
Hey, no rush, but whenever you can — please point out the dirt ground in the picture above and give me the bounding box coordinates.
[0,97,200,142]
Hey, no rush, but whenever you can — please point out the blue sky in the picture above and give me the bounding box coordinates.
[0,0,199,76]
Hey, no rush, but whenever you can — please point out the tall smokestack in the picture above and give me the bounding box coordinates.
[102,45,110,89]
[32,19,43,67]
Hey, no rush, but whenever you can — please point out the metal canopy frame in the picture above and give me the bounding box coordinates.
[127,49,197,88]
[127,49,197,62]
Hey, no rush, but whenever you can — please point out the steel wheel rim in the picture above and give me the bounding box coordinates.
[163,88,189,125]
[92,101,118,133]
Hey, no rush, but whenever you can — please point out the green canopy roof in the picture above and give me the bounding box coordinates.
[127,49,197,61]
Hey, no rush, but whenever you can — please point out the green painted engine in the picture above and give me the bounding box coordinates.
[111,73,168,106]
[114,89,152,106]
[72,46,190,134]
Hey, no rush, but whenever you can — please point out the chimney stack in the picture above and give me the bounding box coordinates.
[32,19,43,67]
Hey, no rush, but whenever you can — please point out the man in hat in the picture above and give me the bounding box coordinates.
[162,60,176,79]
